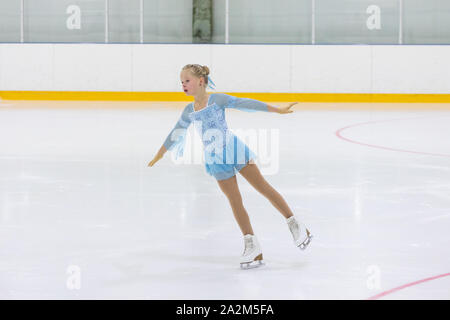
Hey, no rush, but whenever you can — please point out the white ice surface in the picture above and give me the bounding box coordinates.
[1,104,449,299]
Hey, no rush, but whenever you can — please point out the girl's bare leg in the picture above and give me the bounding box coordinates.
[238,161,294,219]
[217,175,254,235]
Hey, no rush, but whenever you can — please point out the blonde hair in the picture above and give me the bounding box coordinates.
[182,64,210,86]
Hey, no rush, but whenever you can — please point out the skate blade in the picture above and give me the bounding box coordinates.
[240,260,265,270]
[297,234,313,250]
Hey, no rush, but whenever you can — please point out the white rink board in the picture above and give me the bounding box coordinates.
[1,44,450,94]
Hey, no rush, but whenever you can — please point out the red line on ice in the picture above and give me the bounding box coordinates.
[335,117,450,158]
[367,273,450,300]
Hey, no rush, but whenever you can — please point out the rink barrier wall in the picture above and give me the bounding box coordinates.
[1,44,450,102]
[1,91,450,103]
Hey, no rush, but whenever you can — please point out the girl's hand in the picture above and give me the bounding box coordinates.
[278,102,298,114]
[148,153,163,167]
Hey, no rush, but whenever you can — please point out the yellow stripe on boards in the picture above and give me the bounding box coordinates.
[1,91,450,103]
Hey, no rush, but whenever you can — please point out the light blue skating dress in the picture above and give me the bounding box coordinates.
[163,93,268,181]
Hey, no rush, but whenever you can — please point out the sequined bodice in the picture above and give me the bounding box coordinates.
[189,102,230,149]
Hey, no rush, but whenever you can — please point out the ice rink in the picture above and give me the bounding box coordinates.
[1,100,449,299]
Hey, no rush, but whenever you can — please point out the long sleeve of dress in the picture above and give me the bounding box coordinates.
[213,93,268,113]
[162,103,192,159]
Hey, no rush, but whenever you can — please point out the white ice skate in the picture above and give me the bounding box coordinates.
[287,216,313,250]
[240,234,265,270]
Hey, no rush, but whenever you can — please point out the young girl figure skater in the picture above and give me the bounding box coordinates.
[148,64,312,269]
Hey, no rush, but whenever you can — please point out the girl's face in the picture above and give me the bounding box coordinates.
[180,70,204,96]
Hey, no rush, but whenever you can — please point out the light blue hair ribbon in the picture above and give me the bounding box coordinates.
[207,76,216,90]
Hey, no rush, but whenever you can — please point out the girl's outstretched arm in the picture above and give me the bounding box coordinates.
[268,102,298,114]
[148,145,167,167]
[214,93,297,114]
[148,103,192,167]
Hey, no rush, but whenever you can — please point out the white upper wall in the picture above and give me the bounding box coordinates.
[0,44,449,94]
